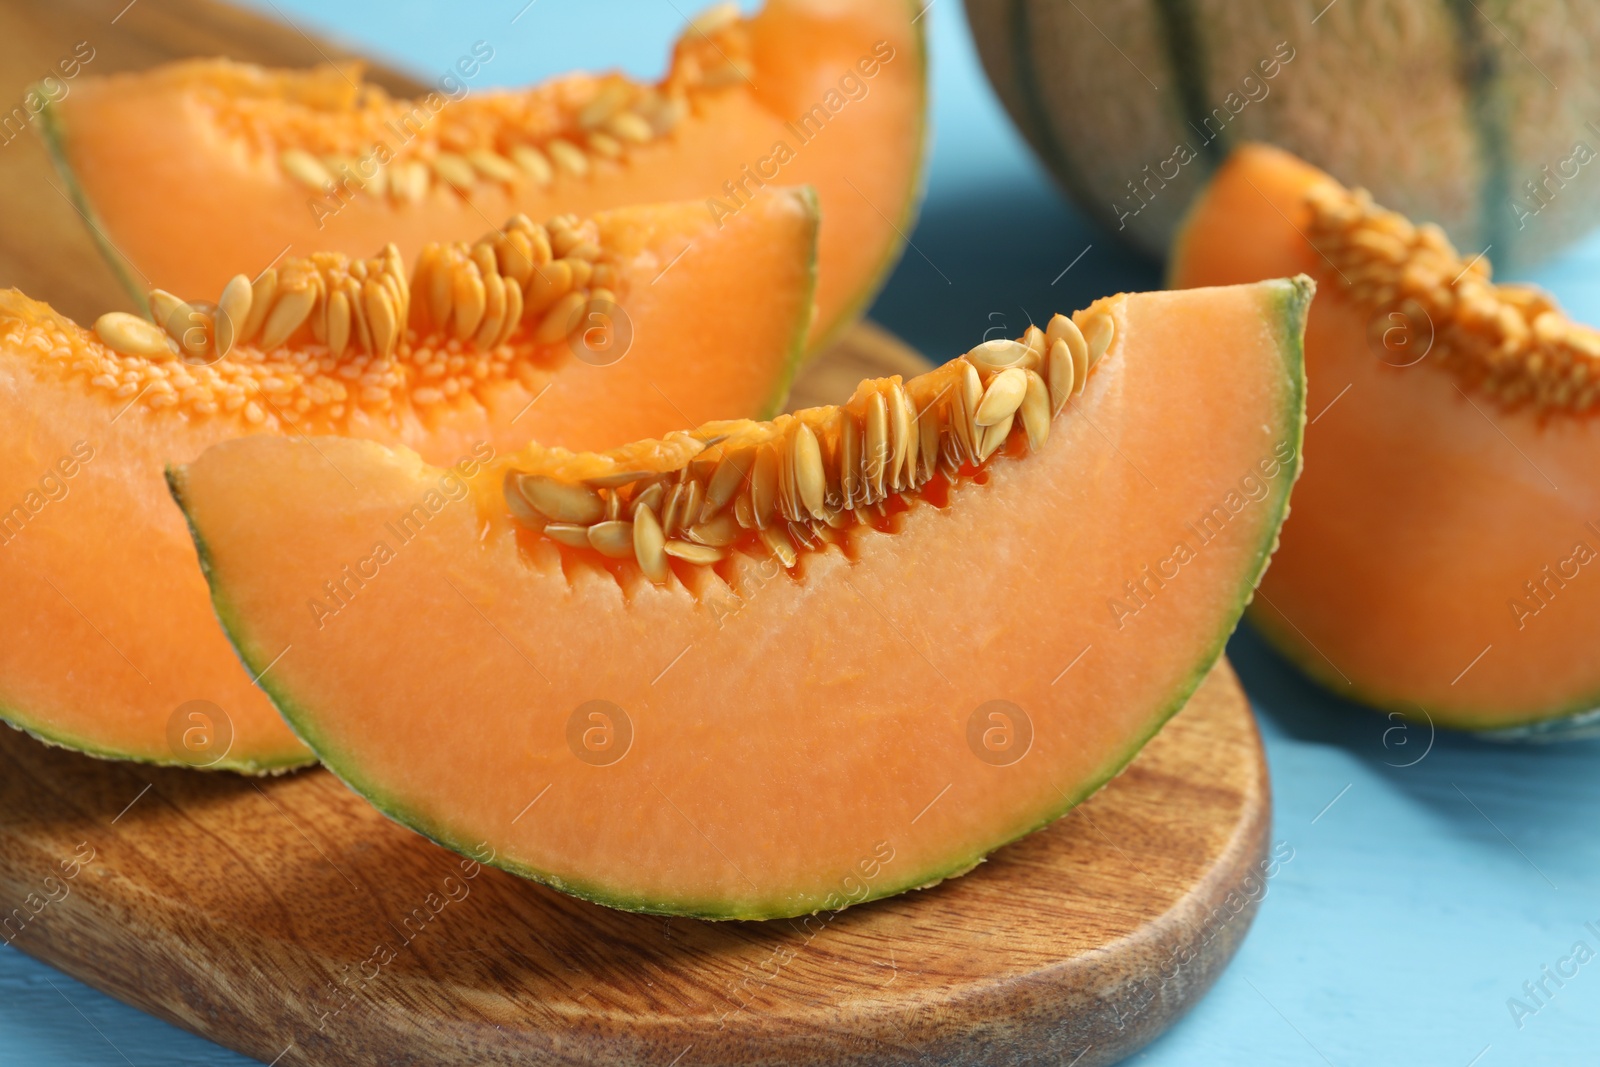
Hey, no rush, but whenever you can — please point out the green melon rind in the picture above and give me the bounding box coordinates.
[1003,0,1123,239]
[0,185,812,778]
[1442,0,1515,268]
[756,185,822,420]
[31,97,151,312]
[803,0,929,357]
[29,2,927,357]
[0,697,310,775]
[169,278,1309,919]
[1246,607,1600,739]
[0,649,312,774]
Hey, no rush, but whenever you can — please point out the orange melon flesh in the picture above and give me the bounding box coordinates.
[0,192,817,772]
[42,0,925,353]
[1171,144,1600,733]
[171,279,1308,918]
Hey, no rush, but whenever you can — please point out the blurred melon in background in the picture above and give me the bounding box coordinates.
[964,0,1600,268]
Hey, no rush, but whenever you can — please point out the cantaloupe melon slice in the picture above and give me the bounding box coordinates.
[1171,144,1600,735]
[171,279,1309,918]
[39,0,924,354]
[0,191,817,772]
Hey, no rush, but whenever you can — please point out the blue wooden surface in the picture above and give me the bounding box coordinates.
[5,3,1600,1064]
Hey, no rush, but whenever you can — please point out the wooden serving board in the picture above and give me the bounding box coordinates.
[0,1,1271,1063]
[0,660,1268,1067]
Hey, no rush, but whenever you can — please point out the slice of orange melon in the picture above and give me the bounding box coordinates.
[39,0,924,354]
[170,279,1309,918]
[1171,144,1600,735]
[0,190,817,773]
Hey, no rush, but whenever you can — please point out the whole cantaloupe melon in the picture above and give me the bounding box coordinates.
[965,0,1600,268]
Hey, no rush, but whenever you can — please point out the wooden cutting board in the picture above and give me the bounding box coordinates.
[0,1,1272,1064]
[0,660,1268,1067]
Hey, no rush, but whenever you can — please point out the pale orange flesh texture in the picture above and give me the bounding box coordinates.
[52,0,923,352]
[1171,144,1600,729]
[173,282,1304,916]
[0,194,817,770]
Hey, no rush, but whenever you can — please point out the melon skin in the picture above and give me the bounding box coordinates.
[0,192,819,774]
[1171,143,1600,734]
[965,0,1600,269]
[170,280,1308,919]
[37,0,927,355]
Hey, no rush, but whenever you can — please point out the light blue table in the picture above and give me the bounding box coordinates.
[5,3,1599,1064]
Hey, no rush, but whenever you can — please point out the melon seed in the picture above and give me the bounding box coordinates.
[688,511,742,547]
[969,339,1029,372]
[978,412,1014,462]
[702,447,755,522]
[215,273,253,358]
[1020,370,1051,450]
[515,474,605,525]
[1082,312,1115,367]
[588,520,635,559]
[467,149,521,185]
[547,139,589,178]
[759,524,797,568]
[543,523,592,549]
[280,149,333,190]
[257,286,317,351]
[432,152,477,190]
[864,392,889,501]
[751,443,780,529]
[665,540,725,565]
[510,145,554,186]
[634,505,669,584]
[975,367,1028,427]
[791,423,827,519]
[94,312,174,358]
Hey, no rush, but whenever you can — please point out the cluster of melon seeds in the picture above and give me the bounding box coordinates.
[1305,181,1600,411]
[211,3,750,203]
[73,212,621,428]
[504,313,1113,581]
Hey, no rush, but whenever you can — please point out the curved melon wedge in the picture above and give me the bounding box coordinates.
[1172,143,1600,735]
[172,279,1308,918]
[40,0,925,354]
[0,191,817,773]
